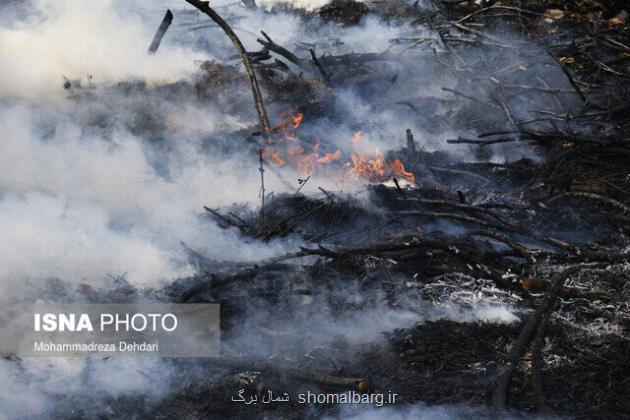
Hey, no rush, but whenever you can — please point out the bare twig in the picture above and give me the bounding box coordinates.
[455,5,541,24]
[294,175,311,196]
[447,137,518,147]
[319,187,335,203]
[543,44,587,104]
[309,49,330,80]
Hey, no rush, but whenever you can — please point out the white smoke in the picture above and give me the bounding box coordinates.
[0,356,171,420]
[256,0,342,12]
[0,1,568,418]
[430,302,521,324]
[0,0,345,292]
[0,97,300,294]
[0,0,201,99]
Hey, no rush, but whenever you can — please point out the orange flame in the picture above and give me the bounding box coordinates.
[262,113,415,184]
[262,149,285,167]
[317,150,343,164]
[346,131,416,183]
[390,159,416,182]
[274,111,304,132]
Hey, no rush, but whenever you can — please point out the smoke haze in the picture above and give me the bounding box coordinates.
[0,0,575,418]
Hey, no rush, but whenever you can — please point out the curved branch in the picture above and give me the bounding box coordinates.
[183,0,270,132]
[492,264,605,412]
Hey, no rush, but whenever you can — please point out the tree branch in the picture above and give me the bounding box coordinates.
[183,0,270,133]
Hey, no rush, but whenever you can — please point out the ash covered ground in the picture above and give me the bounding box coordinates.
[1,0,630,419]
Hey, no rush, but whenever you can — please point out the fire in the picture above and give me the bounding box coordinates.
[273,111,304,132]
[345,152,416,183]
[317,150,342,164]
[390,159,416,182]
[346,131,416,183]
[285,140,343,176]
[262,112,415,184]
[263,110,342,176]
[262,149,286,167]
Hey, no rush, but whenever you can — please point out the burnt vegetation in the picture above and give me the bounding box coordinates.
[34,0,630,418]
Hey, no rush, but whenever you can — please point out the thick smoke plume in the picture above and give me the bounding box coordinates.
[0,0,577,418]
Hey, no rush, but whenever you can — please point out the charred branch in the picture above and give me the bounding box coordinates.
[492,264,606,412]
[183,0,270,132]
[309,49,329,81]
[148,9,174,54]
[257,31,304,69]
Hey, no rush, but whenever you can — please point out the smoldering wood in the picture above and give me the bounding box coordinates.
[257,31,305,69]
[181,1,630,416]
[34,1,630,417]
[492,264,606,411]
[309,49,329,81]
[148,9,173,54]
[406,128,416,154]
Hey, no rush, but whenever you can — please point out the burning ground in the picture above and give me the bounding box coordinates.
[1,0,630,418]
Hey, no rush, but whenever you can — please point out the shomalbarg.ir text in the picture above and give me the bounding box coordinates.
[297,390,398,407]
